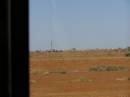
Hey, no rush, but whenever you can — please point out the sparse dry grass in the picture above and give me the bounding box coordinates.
[30,51,130,97]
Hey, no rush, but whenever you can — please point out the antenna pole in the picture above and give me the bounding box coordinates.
[51,40,52,51]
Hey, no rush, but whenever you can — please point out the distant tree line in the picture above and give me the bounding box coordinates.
[34,47,130,56]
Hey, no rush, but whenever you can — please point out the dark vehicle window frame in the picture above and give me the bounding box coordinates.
[0,0,29,97]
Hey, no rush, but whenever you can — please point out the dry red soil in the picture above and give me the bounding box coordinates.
[30,51,130,97]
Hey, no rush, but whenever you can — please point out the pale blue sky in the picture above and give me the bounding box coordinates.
[30,0,130,51]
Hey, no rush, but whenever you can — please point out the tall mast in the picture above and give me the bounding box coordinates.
[51,40,53,51]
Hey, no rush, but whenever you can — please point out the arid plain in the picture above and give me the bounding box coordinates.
[30,49,130,97]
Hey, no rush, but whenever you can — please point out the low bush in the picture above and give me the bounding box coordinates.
[73,76,92,82]
[127,77,130,80]
[50,68,67,74]
[125,46,130,57]
[89,65,128,72]
[125,52,130,57]
[30,69,50,75]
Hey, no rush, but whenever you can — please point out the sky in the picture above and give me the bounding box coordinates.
[30,0,130,51]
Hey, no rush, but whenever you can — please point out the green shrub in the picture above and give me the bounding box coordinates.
[127,77,130,80]
[79,77,88,81]
[31,69,50,75]
[125,52,130,57]
[89,65,127,72]
[75,76,92,82]
[125,46,130,57]
[50,68,67,74]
